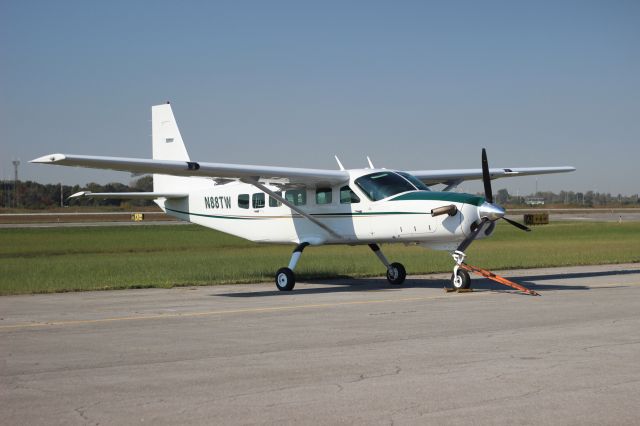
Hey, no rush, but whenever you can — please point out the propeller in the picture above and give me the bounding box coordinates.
[502,216,531,232]
[482,148,493,204]
[455,148,530,253]
[456,218,488,253]
[480,147,530,232]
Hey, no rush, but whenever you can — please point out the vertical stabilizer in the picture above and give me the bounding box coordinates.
[151,103,193,192]
[152,103,190,161]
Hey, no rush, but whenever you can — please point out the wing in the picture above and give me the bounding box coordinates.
[68,191,188,199]
[31,154,350,187]
[407,166,575,187]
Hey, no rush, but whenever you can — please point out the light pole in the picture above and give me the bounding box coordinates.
[12,159,20,208]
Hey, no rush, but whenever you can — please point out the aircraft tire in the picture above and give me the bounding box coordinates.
[386,262,406,285]
[275,267,295,291]
[451,269,471,290]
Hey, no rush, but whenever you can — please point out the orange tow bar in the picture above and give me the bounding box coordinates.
[457,263,540,296]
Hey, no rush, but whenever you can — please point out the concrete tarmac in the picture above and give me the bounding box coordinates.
[2,263,640,425]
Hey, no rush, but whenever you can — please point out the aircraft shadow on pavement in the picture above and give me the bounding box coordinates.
[215,268,637,297]
[215,277,439,297]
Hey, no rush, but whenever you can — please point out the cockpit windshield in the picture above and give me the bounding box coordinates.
[396,172,430,191]
[355,171,429,201]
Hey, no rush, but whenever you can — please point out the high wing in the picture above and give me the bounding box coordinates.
[30,154,350,187]
[408,166,576,188]
[68,191,188,199]
[32,154,575,190]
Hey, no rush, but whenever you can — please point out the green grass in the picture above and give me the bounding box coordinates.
[1,222,639,295]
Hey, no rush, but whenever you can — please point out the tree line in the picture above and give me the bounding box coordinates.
[494,188,639,207]
[1,176,154,209]
[1,177,638,209]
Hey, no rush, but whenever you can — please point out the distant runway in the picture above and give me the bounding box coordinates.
[509,208,640,223]
[2,208,640,228]
[2,263,640,425]
[0,211,181,228]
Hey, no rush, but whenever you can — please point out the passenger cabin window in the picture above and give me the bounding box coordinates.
[238,194,249,209]
[340,186,360,204]
[285,189,307,206]
[316,188,332,204]
[269,195,282,207]
[355,172,417,201]
[252,193,265,209]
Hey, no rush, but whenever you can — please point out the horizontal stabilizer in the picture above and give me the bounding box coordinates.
[68,191,188,200]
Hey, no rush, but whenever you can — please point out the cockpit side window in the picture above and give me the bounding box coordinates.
[397,172,430,191]
[354,172,416,201]
[340,186,360,204]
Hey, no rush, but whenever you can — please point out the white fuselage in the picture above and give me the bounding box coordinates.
[156,169,489,249]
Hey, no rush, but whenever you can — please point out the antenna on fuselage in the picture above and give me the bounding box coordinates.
[366,156,375,169]
[334,155,345,171]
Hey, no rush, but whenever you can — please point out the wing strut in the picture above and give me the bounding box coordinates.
[245,180,343,240]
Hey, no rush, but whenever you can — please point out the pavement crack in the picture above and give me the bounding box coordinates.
[582,340,640,352]
[74,402,101,425]
[349,365,402,384]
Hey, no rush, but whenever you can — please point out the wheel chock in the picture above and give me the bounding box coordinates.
[444,287,474,293]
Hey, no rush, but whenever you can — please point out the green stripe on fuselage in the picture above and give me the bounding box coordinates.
[390,191,485,206]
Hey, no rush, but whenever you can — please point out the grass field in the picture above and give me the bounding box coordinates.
[2,222,639,295]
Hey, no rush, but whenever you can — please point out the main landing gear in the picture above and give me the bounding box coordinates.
[275,242,309,291]
[274,242,407,291]
[368,244,406,286]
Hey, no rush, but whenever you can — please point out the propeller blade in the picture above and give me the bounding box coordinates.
[456,219,488,252]
[482,148,493,203]
[502,217,531,232]
[484,221,496,236]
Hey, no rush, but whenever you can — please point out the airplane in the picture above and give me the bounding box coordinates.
[31,103,575,292]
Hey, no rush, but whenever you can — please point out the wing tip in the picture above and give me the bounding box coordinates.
[68,191,89,199]
[30,153,66,163]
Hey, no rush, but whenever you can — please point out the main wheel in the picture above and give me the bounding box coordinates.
[386,262,406,285]
[451,269,471,290]
[275,267,295,291]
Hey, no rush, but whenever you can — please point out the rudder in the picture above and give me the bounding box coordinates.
[152,103,190,161]
[151,103,193,192]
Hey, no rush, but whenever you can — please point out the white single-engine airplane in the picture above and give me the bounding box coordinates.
[32,103,575,291]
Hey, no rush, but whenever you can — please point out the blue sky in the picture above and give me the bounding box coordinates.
[1,0,639,194]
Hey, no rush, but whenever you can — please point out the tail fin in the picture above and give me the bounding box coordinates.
[151,103,193,192]
[152,103,190,161]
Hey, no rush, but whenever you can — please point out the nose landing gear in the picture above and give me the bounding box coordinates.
[447,249,540,296]
[450,250,471,290]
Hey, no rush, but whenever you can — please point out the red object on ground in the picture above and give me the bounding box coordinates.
[459,263,540,296]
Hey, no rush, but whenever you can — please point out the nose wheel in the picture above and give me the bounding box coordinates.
[451,268,471,290]
[450,250,472,290]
